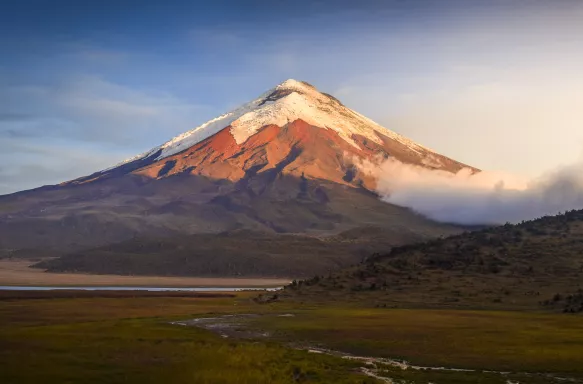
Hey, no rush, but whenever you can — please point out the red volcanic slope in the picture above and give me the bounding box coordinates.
[72,119,472,192]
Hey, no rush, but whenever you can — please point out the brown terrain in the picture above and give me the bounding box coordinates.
[29,226,456,278]
[0,259,288,287]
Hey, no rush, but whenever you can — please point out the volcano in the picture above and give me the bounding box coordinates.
[0,80,475,255]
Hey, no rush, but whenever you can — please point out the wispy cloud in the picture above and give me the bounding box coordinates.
[0,73,214,194]
[0,75,212,143]
[0,138,127,195]
[74,48,129,65]
[378,66,583,175]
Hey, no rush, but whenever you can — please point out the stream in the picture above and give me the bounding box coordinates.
[170,313,581,384]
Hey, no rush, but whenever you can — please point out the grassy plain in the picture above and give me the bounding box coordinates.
[1,292,582,383]
[252,307,583,377]
[0,292,372,384]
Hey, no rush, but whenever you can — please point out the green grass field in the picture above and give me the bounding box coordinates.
[0,294,374,384]
[252,307,583,379]
[1,292,582,383]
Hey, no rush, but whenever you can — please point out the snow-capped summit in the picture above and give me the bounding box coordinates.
[111,79,430,170]
[77,79,476,190]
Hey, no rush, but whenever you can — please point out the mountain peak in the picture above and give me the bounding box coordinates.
[277,78,313,89]
[275,79,319,94]
[107,79,431,171]
[272,79,339,105]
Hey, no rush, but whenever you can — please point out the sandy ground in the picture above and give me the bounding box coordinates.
[0,260,290,287]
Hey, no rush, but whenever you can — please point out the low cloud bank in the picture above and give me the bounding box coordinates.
[356,157,583,225]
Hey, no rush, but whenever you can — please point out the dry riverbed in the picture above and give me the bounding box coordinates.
[171,312,583,384]
[0,259,289,287]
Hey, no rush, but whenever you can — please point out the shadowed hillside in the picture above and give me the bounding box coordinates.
[32,227,441,278]
[281,209,583,311]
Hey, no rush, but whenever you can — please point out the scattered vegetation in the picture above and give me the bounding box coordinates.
[283,209,583,310]
[541,289,583,313]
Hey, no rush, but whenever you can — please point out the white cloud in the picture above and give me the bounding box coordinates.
[357,156,583,225]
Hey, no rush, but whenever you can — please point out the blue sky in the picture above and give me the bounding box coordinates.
[2,0,583,194]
